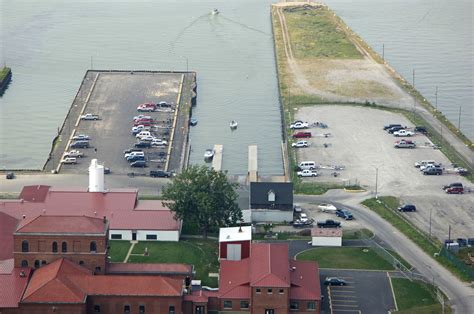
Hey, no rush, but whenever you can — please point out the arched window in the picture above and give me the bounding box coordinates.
[21,260,28,267]
[34,260,40,268]
[169,306,175,314]
[21,240,29,252]
[90,241,97,252]
[52,242,58,253]
[61,242,67,253]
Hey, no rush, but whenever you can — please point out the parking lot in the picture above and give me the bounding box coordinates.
[293,105,474,239]
[319,269,396,313]
[47,71,194,176]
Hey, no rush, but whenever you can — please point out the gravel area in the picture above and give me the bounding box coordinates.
[293,105,474,240]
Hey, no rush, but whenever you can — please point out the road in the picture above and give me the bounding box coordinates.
[295,191,474,314]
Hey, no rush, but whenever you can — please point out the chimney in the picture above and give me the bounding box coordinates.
[88,159,105,192]
[238,225,243,233]
[22,215,26,219]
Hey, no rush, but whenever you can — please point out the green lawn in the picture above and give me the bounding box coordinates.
[284,6,362,59]
[343,228,374,240]
[108,240,132,263]
[296,247,394,270]
[391,278,439,311]
[128,239,219,287]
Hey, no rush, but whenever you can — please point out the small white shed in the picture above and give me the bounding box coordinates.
[311,228,342,247]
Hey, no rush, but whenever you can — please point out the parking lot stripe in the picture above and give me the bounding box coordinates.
[332,310,360,313]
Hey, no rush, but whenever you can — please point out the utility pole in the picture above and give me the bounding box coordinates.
[458,106,461,130]
[448,225,451,242]
[435,86,438,110]
[375,167,379,199]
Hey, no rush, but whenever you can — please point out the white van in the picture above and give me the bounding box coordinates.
[299,161,316,170]
[414,160,435,168]
[136,131,152,139]
[124,151,145,159]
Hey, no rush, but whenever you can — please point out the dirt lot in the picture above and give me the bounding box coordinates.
[293,105,474,240]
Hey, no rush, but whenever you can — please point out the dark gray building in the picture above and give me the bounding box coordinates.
[250,182,293,222]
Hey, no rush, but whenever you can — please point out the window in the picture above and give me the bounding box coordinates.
[21,240,29,252]
[169,306,175,314]
[52,241,58,253]
[95,266,101,273]
[279,288,284,294]
[290,301,299,310]
[79,261,84,265]
[21,260,28,267]
[111,234,122,240]
[146,234,157,240]
[41,260,47,266]
[307,301,316,310]
[267,288,273,294]
[90,241,97,252]
[268,190,275,202]
[61,242,67,252]
[223,301,232,309]
[256,288,261,294]
[124,305,130,314]
[94,305,101,313]
[139,305,145,314]
[34,260,40,268]
[240,300,249,309]
[265,310,275,314]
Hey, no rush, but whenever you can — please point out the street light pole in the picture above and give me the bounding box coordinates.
[429,208,432,238]
[375,167,379,199]
[435,86,438,110]
[458,106,461,130]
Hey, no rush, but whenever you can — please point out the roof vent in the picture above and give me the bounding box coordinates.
[226,235,231,239]
[22,215,26,219]
[19,271,26,277]
[238,225,243,233]
[20,199,24,203]
[42,209,46,214]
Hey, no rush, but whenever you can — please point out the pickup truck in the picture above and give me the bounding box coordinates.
[80,113,100,120]
[394,140,416,149]
[393,129,414,137]
[64,150,84,158]
[297,169,318,177]
[290,122,309,129]
[316,219,341,228]
[61,157,77,164]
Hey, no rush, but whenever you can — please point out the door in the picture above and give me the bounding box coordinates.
[227,244,241,261]
[195,306,205,314]
[265,310,275,314]
[132,232,137,241]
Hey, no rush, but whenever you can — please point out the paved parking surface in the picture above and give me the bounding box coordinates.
[47,71,194,176]
[294,106,474,239]
[320,269,396,314]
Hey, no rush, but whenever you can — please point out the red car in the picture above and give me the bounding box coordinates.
[445,187,464,194]
[293,132,312,138]
[137,103,156,112]
[134,118,153,124]
[133,121,152,127]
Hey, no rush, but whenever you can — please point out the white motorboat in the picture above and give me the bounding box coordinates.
[211,8,219,15]
[204,149,215,159]
[230,120,238,129]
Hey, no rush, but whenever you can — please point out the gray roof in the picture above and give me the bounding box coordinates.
[250,182,293,209]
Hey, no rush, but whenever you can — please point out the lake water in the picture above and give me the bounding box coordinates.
[1,0,472,172]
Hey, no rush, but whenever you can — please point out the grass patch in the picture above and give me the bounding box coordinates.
[284,6,362,59]
[128,238,219,287]
[391,278,439,311]
[343,228,374,240]
[137,194,163,200]
[108,240,132,263]
[395,304,450,314]
[297,247,394,270]
[0,193,20,199]
[363,196,472,281]
[294,182,344,195]
[0,67,11,82]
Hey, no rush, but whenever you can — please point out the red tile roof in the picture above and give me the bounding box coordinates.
[250,243,290,287]
[219,259,250,298]
[289,260,321,300]
[22,259,183,303]
[19,185,50,202]
[0,267,32,308]
[106,263,193,275]
[15,215,107,234]
[0,212,18,260]
[0,186,180,231]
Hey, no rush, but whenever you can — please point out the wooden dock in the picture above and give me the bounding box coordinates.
[212,144,223,171]
[248,145,258,182]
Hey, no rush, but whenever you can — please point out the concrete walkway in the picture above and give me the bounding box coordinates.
[123,241,137,263]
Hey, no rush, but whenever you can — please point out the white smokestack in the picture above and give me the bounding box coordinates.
[89,159,105,192]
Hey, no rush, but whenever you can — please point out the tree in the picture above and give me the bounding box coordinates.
[161,165,242,238]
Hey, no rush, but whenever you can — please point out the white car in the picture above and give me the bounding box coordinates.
[140,135,156,142]
[64,150,84,158]
[299,213,309,222]
[290,122,309,129]
[61,157,77,164]
[80,113,99,120]
[136,131,151,139]
[394,129,414,137]
[318,203,337,213]
[151,139,168,146]
[297,169,318,177]
[292,141,309,148]
[133,115,152,121]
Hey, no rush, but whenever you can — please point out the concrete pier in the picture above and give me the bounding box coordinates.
[248,145,258,182]
[212,145,223,171]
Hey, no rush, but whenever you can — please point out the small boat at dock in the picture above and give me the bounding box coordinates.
[230,120,238,129]
[204,149,215,160]
[211,8,219,15]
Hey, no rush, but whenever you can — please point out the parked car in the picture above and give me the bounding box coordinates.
[137,103,156,112]
[80,113,99,120]
[388,126,406,134]
[124,151,145,159]
[151,139,168,147]
[318,203,337,213]
[133,115,152,121]
[130,160,147,167]
[134,117,153,124]
[131,125,151,135]
[419,164,442,172]
[150,170,172,178]
[299,213,309,223]
[104,167,111,174]
[335,209,353,220]
[136,131,152,139]
[316,219,341,228]
[127,155,145,163]
[393,129,414,137]
[72,134,90,141]
[140,135,156,142]
[292,131,312,138]
[324,277,347,286]
[61,157,77,164]
[414,126,428,134]
[398,204,416,212]
[443,182,463,190]
[445,186,464,194]
[292,140,309,148]
[64,150,84,158]
[6,172,14,180]
[297,169,318,177]
[134,141,152,148]
[123,148,143,154]
[414,160,436,168]
[290,121,309,129]
[189,118,198,126]
[383,124,402,130]
[133,120,152,127]
[423,167,442,175]
[70,141,89,149]
[394,140,416,148]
